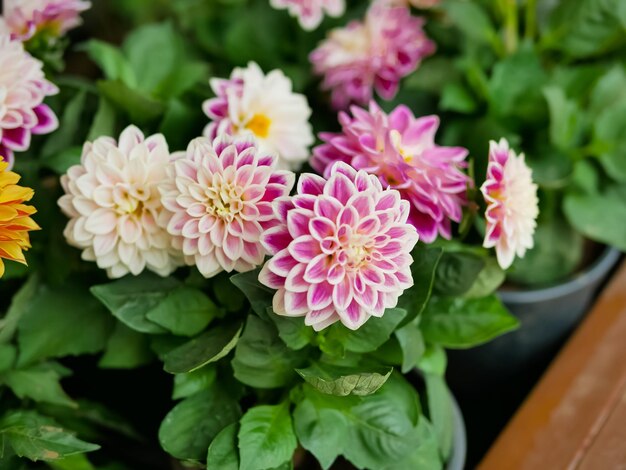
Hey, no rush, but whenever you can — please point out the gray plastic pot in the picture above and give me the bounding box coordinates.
[446,395,467,470]
[447,246,621,389]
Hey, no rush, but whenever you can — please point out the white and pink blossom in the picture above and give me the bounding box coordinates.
[310,4,435,109]
[482,139,539,269]
[0,33,58,167]
[159,135,295,278]
[203,62,314,170]
[2,0,91,40]
[259,162,419,331]
[269,0,345,30]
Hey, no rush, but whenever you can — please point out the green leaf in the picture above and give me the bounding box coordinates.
[87,97,117,141]
[440,83,477,114]
[564,184,626,250]
[417,344,447,377]
[342,380,421,469]
[159,99,204,151]
[398,247,443,325]
[382,417,443,470]
[0,345,16,373]
[507,216,584,286]
[211,273,246,313]
[163,322,243,374]
[83,40,136,86]
[48,453,96,470]
[41,91,87,159]
[232,316,307,388]
[395,323,425,373]
[146,286,218,337]
[589,66,626,118]
[238,403,297,470]
[98,322,153,369]
[0,276,39,344]
[296,363,393,397]
[424,374,454,460]
[293,388,356,470]
[97,80,165,125]
[159,388,241,461]
[441,0,498,46]
[488,46,547,120]
[172,367,217,400]
[17,285,114,366]
[593,101,626,183]
[434,251,485,297]
[544,0,626,59]
[206,422,238,470]
[2,363,76,408]
[230,269,273,318]
[421,295,519,348]
[543,86,584,151]
[91,274,181,334]
[43,146,83,174]
[122,22,182,95]
[268,312,315,351]
[0,411,99,462]
[325,308,408,355]
[155,62,209,100]
[464,257,505,298]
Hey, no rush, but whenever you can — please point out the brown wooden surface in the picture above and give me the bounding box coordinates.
[479,261,626,470]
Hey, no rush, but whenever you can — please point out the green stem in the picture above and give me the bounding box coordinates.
[504,0,519,54]
[525,0,537,41]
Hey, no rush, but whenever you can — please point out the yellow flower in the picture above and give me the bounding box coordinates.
[0,161,40,278]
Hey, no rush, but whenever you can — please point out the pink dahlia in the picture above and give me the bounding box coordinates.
[0,34,58,168]
[2,0,91,41]
[269,0,345,30]
[310,4,435,109]
[482,139,539,270]
[259,162,419,331]
[159,135,295,278]
[312,102,470,243]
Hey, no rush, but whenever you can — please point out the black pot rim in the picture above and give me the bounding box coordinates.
[499,246,622,304]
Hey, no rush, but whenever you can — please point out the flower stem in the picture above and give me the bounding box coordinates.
[504,0,519,54]
[525,0,537,41]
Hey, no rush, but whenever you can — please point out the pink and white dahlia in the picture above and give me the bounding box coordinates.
[2,0,91,41]
[0,34,58,167]
[481,139,539,270]
[159,135,295,278]
[203,62,314,171]
[58,126,180,279]
[259,162,419,331]
[269,0,345,30]
[312,102,470,243]
[310,4,435,109]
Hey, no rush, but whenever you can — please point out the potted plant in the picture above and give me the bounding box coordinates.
[0,0,548,469]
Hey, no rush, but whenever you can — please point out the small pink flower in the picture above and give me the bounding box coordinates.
[269,0,345,30]
[0,34,58,168]
[2,0,91,41]
[482,139,539,269]
[310,4,435,109]
[259,162,419,331]
[159,135,295,278]
[312,102,470,243]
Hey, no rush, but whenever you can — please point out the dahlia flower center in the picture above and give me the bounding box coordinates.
[245,113,271,138]
[205,180,244,222]
[114,185,146,217]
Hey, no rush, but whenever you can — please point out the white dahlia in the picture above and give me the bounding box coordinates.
[481,138,539,269]
[203,62,314,171]
[58,126,181,278]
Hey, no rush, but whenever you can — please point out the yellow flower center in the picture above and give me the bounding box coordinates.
[245,114,271,138]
